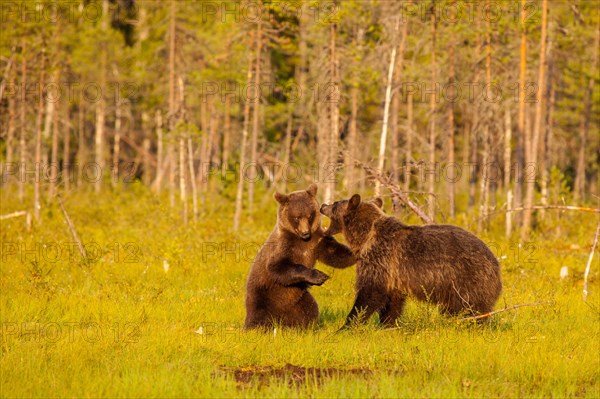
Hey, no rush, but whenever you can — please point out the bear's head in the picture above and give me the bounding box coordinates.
[320,194,383,237]
[274,184,321,241]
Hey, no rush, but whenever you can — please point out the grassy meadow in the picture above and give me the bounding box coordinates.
[1,183,599,398]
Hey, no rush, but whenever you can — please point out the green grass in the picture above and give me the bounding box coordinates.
[1,184,599,398]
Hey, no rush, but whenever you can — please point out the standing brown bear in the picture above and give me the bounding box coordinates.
[244,184,356,329]
[320,194,502,329]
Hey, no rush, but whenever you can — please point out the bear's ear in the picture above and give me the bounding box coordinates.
[274,192,289,205]
[348,194,361,210]
[372,197,383,208]
[306,183,318,197]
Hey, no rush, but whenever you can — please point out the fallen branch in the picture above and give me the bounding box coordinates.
[57,194,87,259]
[0,211,28,220]
[0,210,31,230]
[356,160,434,224]
[459,301,553,321]
[583,219,600,301]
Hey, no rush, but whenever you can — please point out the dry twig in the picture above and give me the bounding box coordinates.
[356,160,434,224]
[57,194,87,259]
[459,301,553,321]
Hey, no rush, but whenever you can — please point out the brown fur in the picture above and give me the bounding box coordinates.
[244,184,356,329]
[320,195,502,329]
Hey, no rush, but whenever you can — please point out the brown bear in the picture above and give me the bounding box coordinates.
[320,194,502,329]
[244,184,356,329]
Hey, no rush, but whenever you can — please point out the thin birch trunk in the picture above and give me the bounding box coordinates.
[522,0,547,240]
[478,6,493,232]
[179,134,187,225]
[280,114,292,190]
[187,137,198,222]
[33,50,46,222]
[375,16,400,197]
[542,81,555,209]
[77,91,85,188]
[167,0,176,207]
[404,91,413,193]
[18,39,27,199]
[4,69,16,185]
[504,108,513,237]
[344,29,363,192]
[447,1,456,218]
[153,110,164,191]
[233,34,255,231]
[222,96,231,168]
[141,111,151,185]
[62,103,71,191]
[427,2,437,219]
[95,0,109,193]
[515,0,528,225]
[112,101,122,187]
[248,18,263,214]
[574,23,599,200]
[49,97,59,198]
[325,11,339,205]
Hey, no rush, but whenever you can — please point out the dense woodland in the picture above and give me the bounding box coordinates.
[0,0,598,238]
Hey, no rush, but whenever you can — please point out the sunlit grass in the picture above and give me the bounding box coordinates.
[1,185,598,398]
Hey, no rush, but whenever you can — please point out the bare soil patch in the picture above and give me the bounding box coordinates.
[216,363,375,387]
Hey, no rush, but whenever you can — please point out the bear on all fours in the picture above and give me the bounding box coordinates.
[320,194,502,329]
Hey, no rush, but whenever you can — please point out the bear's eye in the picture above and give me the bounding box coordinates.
[294,217,299,223]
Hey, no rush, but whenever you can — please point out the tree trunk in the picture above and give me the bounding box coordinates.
[141,111,151,185]
[248,18,263,214]
[153,110,164,191]
[478,6,493,232]
[279,114,293,191]
[574,23,599,200]
[542,79,555,209]
[447,2,456,218]
[18,39,27,200]
[187,136,198,222]
[95,0,109,193]
[33,50,46,222]
[112,101,122,187]
[77,91,85,188]
[49,95,59,198]
[198,100,209,192]
[62,103,71,191]
[515,0,528,225]
[427,1,437,219]
[325,12,339,204]
[4,68,16,185]
[222,95,231,168]
[504,108,513,237]
[467,19,482,212]
[179,134,187,224]
[233,34,256,231]
[345,84,358,192]
[404,91,413,192]
[344,29,363,192]
[167,0,177,207]
[540,28,554,216]
[375,16,401,197]
[521,0,547,240]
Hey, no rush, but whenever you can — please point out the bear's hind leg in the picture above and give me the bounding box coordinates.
[283,291,319,328]
[378,291,407,328]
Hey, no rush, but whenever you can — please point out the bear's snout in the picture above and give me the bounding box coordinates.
[320,203,332,216]
[299,231,311,241]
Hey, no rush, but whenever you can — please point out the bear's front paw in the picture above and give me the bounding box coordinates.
[310,270,330,286]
